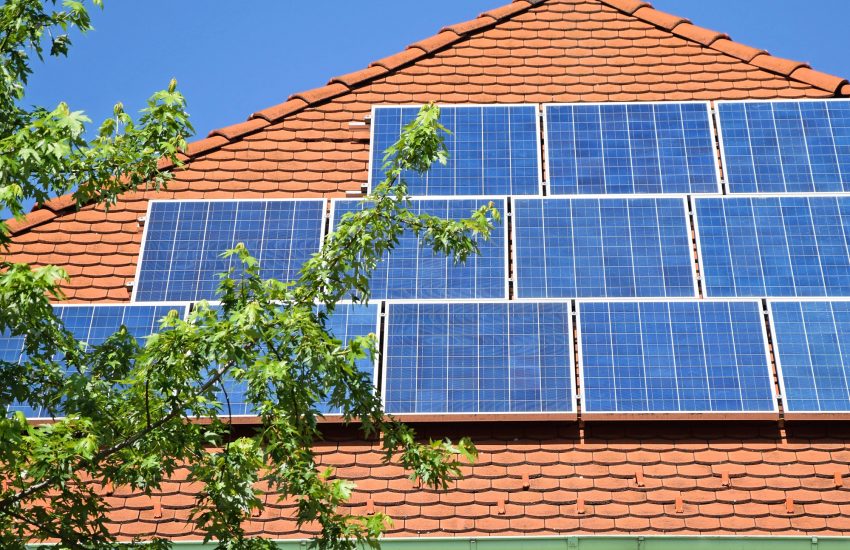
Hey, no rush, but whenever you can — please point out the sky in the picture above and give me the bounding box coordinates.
[8,0,850,218]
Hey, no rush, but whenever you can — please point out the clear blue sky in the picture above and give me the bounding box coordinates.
[9,0,850,219]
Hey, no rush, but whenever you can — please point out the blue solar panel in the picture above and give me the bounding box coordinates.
[211,303,380,416]
[544,102,719,195]
[513,197,696,298]
[769,300,850,416]
[695,195,850,297]
[717,99,850,193]
[578,301,776,416]
[5,303,187,418]
[331,198,507,300]
[383,302,574,416]
[135,199,325,302]
[370,105,541,195]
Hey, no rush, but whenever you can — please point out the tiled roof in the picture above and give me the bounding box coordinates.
[4,0,849,301]
[103,423,850,539]
[6,0,850,540]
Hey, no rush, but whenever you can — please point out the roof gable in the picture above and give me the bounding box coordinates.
[4,0,850,300]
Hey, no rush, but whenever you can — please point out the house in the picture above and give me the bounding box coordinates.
[5,0,850,547]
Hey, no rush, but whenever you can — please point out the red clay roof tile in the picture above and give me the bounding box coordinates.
[288,83,349,105]
[207,118,268,140]
[408,30,463,55]
[750,53,809,76]
[183,135,228,157]
[250,98,309,123]
[631,6,689,31]
[672,22,728,47]
[5,208,56,236]
[790,67,848,94]
[327,65,386,88]
[370,48,427,72]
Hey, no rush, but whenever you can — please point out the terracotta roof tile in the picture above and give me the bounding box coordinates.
[750,53,810,76]
[288,83,349,105]
[631,6,689,31]
[207,118,268,140]
[9,0,850,538]
[327,66,386,88]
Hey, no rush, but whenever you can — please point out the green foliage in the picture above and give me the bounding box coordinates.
[0,0,192,243]
[0,3,498,549]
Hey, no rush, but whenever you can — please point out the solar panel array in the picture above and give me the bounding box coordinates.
[383,302,574,416]
[513,197,696,298]
[331,197,508,300]
[544,102,719,195]
[695,195,850,297]
[579,301,776,416]
[370,105,541,196]
[717,99,850,193]
[135,199,325,302]
[22,98,850,421]
[5,304,186,419]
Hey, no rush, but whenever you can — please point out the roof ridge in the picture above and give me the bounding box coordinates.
[5,0,850,238]
[600,0,849,95]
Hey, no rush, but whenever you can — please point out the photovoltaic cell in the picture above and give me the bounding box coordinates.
[578,301,776,416]
[211,303,380,416]
[544,102,719,195]
[331,198,507,300]
[5,304,187,418]
[370,105,541,195]
[383,302,574,416]
[769,300,850,415]
[717,99,850,193]
[695,195,850,297]
[513,197,696,298]
[135,199,325,302]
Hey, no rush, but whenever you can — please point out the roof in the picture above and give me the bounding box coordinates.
[105,422,850,538]
[5,0,850,540]
[4,0,849,301]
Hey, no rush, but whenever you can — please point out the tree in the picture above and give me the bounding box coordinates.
[0,2,500,549]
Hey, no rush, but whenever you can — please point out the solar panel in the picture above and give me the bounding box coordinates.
[369,105,541,195]
[769,300,850,417]
[544,102,719,195]
[512,197,697,298]
[383,301,575,418]
[5,303,188,419]
[331,197,508,300]
[717,99,850,193]
[694,195,850,297]
[210,303,380,417]
[578,300,776,418]
[134,199,325,302]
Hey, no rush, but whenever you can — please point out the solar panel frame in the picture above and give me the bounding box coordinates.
[510,195,700,300]
[575,298,778,420]
[692,193,850,298]
[380,299,577,421]
[542,101,722,196]
[197,300,382,421]
[329,196,510,301]
[5,302,191,422]
[132,198,327,303]
[768,297,850,420]
[715,98,850,194]
[367,104,544,196]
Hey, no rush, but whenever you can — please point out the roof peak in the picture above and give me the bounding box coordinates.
[6,0,849,237]
[188,0,849,165]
